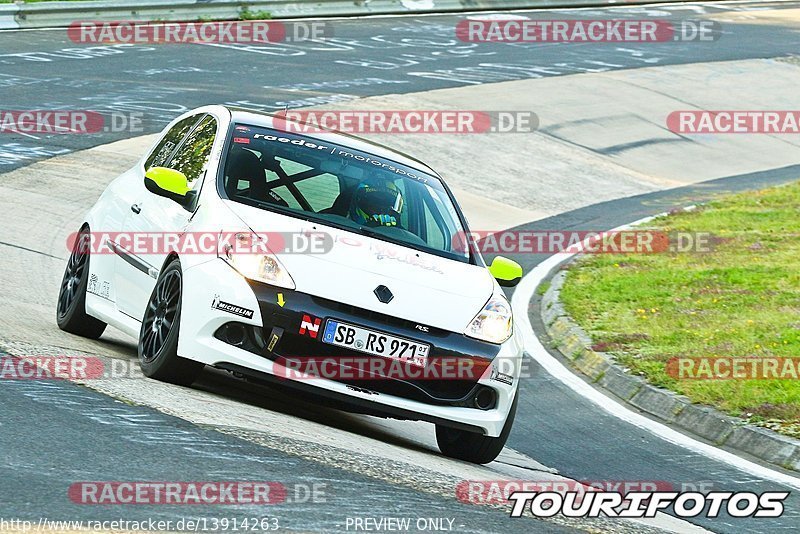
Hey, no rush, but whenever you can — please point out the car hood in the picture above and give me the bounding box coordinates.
[222,200,495,333]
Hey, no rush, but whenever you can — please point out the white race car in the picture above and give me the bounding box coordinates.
[56,105,524,463]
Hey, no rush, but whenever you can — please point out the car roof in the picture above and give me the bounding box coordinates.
[225,106,441,178]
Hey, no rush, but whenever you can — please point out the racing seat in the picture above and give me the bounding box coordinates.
[224,148,290,208]
[318,160,365,217]
[225,148,267,198]
[258,143,283,174]
[319,188,356,217]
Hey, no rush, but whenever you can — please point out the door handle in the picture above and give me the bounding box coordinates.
[130,203,141,214]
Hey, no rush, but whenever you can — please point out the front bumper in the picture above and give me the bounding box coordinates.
[179,258,523,436]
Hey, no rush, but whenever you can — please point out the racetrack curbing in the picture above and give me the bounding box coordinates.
[540,269,800,472]
[0,0,695,29]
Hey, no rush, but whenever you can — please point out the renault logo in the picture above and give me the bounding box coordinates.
[374,285,394,304]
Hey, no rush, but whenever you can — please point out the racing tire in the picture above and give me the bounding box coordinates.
[138,258,203,386]
[435,393,518,464]
[56,227,107,339]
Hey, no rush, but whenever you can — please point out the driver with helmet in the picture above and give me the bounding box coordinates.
[348,176,404,228]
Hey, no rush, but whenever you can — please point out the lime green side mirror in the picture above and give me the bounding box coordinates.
[488,256,523,287]
[144,167,191,207]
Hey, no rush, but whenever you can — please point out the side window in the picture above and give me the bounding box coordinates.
[168,115,218,187]
[144,115,199,170]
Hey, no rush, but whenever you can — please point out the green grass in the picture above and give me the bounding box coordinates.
[560,181,800,438]
[239,7,272,20]
[536,280,551,297]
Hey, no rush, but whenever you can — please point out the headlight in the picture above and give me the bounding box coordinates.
[465,295,513,344]
[218,232,295,289]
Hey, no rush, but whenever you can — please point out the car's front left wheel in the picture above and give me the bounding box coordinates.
[435,393,518,464]
[56,227,107,339]
[138,258,204,386]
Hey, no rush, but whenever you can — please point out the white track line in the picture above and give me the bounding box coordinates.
[510,214,800,491]
[0,0,791,31]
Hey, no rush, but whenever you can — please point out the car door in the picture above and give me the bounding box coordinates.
[113,113,218,320]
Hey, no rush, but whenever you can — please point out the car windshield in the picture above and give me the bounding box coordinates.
[220,124,471,262]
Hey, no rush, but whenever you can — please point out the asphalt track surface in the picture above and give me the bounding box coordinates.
[2,0,800,170]
[2,377,571,533]
[2,1,800,533]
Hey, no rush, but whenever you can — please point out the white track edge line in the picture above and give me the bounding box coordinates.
[511,212,800,491]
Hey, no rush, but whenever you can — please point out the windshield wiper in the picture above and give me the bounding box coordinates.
[244,198,356,232]
[357,226,430,255]
[234,197,461,261]
[244,198,312,221]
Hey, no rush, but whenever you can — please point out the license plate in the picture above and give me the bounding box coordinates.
[322,320,430,366]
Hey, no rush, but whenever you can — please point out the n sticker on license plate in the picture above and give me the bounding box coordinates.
[323,320,429,366]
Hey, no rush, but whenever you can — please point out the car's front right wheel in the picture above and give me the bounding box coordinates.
[435,393,518,464]
[138,257,204,386]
